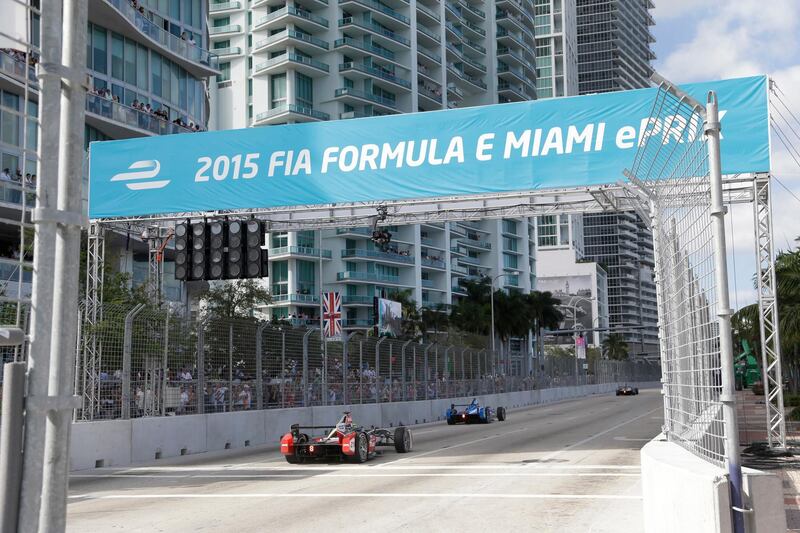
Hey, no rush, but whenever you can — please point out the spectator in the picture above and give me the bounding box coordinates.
[1,168,11,181]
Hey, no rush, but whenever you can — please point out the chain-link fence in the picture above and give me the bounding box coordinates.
[628,80,727,466]
[71,303,661,421]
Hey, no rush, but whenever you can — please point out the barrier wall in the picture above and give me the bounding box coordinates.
[70,381,659,471]
[641,435,786,533]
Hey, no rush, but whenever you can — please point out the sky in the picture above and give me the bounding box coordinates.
[651,0,800,310]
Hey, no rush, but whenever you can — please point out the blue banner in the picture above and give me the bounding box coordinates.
[89,75,770,218]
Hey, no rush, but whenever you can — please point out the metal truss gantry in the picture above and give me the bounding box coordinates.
[78,222,105,420]
[753,173,787,449]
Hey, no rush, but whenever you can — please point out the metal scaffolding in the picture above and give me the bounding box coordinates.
[753,173,787,449]
[78,223,105,421]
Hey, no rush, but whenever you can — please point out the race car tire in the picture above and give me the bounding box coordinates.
[285,433,308,464]
[616,391,621,396]
[634,388,639,395]
[497,407,506,421]
[446,417,455,425]
[351,432,369,463]
[394,426,412,453]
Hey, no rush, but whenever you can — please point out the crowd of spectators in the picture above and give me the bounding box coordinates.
[87,87,204,132]
[1,48,39,67]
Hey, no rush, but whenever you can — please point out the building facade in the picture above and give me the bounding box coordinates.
[207,0,539,130]
[581,210,658,356]
[0,0,219,305]
[265,218,537,327]
[576,0,655,95]
[533,0,577,98]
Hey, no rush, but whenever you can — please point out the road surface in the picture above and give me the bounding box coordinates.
[67,389,662,532]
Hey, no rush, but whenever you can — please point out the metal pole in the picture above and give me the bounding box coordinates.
[38,0,90,523]
[1,362,25,533]
[197,319,205,414]
[302,329,313,407]
[359,340,363,404]
[256,324,265,410]
[375,337,386,403]
[707,92,745,533]
[121,305,144,420]
[490,277,496,356]
[228,324,233,412]
[161,313,169,417]
[17,0,64,526]
[388,343,393,402]
[280,331,285,409]
[402,340,412,401]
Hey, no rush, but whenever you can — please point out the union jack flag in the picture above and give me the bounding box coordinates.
[322,291,342,339]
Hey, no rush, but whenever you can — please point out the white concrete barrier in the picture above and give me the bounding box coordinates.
[641,435,785,533]
[70,381,660,471]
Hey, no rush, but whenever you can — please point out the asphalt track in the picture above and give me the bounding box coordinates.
[67,389,663,532]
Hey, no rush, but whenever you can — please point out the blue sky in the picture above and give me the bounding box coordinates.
[651,0,800,310]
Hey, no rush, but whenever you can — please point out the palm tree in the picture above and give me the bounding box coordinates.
[733,249,800,391]
[526,291,563,354]
[450,277,492,335]
[602,333,629,360]
[420,303,450,342]
[386,289,422,339]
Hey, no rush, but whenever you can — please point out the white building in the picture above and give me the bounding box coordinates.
[533,214,608,347]
[207,0,538,130]
[534,0,578,98]
[264,218,537,326]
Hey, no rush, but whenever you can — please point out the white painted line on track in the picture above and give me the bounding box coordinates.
[612,437,652,442]
[71,472,640,479]
[69,492,642,501]
[535,407,661,464]
[78,463,641,474]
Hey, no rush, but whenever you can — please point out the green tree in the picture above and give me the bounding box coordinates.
[733,249,800,391]
[420,303,450,342]
[526,290,563,342]
[385,289,423,339]
[200,279,271,320]
[602,333,629,360]
[450,277,492,335]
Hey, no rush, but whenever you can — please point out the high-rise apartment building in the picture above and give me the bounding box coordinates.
[581,211,658,356]
[0,0,219,304]
[207,0,538,130]
[576,0,655,94]
[533,0,577,98]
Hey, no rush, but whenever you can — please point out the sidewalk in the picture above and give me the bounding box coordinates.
[737,389,800,531]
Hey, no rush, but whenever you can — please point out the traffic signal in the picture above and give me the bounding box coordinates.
[190,222,207,280]
[174,220,190,280]
[244,220,264,278]
[226,220,243,279]
[207,220,225,280]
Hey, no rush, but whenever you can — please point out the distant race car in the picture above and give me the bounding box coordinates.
[446,398,506,425]
[616,385,639,396]
[280,412,412,464]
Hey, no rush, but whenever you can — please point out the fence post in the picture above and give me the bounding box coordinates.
[0,362,25,533]
[424,344,433,400]
[161,313,169,417]
[228,323,233,412]
[197,319,205,415]
[375,337,386,403]
[256,323,266,410]
[388,343,393,402]
[412,345,417,401]
[342,333,349,405]
[359,340,363,404]
[281,331,286,409]
[302,329,313,407]
[401,340,412,402]
[121,304,144,420]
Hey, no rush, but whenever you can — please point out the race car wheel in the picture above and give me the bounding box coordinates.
[616,391,621,396]
[394,426,412,453]
[351,432,369,463]
[497,407,506,421]
[285,433,308,464]
[634,388,639,395]
[446,417,455,425]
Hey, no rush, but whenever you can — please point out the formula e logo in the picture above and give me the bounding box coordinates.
[110,160,170,190]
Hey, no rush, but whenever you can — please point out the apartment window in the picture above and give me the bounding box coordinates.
[537,215,557,247]
[297,260,316,294]
[92,26,107,74]
[218,62,231,82]
[297,230,315,248]
[123,38,136,85]
[271,260,288,295]
[271,232,288,248]
[137,45,149,91]
[502,219,517,235]
[214,39,230,49]
[271,73,287,109]
[502,236,517,252]
[169,0,180,19]
[213,16,230,27]
[111,33,124,80]
[247,78,253,97]
[296,73,313,108]
[503,253,518,270]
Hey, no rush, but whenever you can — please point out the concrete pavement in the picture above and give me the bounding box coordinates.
[67,390,663,532]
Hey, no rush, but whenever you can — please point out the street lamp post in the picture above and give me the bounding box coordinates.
[490,273,513,376]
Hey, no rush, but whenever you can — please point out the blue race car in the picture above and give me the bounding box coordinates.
[446,398,506,425]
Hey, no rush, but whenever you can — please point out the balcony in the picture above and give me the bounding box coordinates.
[456,237,491,250]
[341,248,415,264]
[338,0,410,28]
[253,54,330,77]
[209,1,242,13]
[0,49,38,91]
[213,46,243,57]
[342,318,374,328]
[417,44,442,65]
[209,24,243,37]
[334,87,398,112]
[270,293,320,304]
[450,264,468,275]
[254,6,329,33]
[336,227,372,237]
[0,258,33,300]
[254,30,329,55]
[496,27,525,49]
[85,93,196,138]
[268,246,332,259]
[416,2,440,23]
[460,18,486,37]
[457,0,485,20]
[342,295,375,306]
[254,104,330,125]
[463,38,485,54]
[458,255,482,266]
[421,257,446,269]
[339,62,411,90]
[87,0,219,77]
[497,63,526,84]
[417,23,441,45]
[334,37,396,63]
[418,84,442,105]
[0,181,35,212]
[498,80,525,101]
[337,271,403,285]
[338,17,410,48]
[496,10,528,34]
